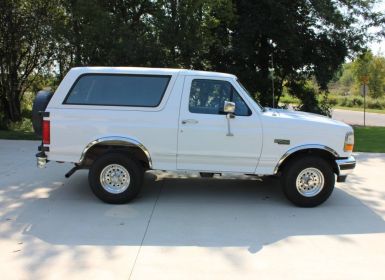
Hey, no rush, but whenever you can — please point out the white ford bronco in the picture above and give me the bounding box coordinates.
[32,67,355,207]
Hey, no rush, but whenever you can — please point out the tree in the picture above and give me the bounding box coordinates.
[57,0,235,71]
[227,0,384,109]
[51,0,385,113]
[352,51,385,98]
[1,0,384,126]
[368,56,385,98]
[56,0,164,72]
[0,0,63,126]
[353,51,373,83]
[153,0,235,69]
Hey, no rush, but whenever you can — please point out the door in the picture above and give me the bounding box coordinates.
[177,76,262,173]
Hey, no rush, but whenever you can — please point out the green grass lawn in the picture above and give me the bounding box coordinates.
[0,130,40,140]
[354,126,385,153]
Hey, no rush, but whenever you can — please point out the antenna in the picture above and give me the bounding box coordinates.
[269,39,276,108]
[271,53,275,108]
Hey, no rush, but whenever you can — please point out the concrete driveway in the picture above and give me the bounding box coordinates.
[332,108,385,126]
[1,140,385,280]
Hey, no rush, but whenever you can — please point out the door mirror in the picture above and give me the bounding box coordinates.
[224,101,236,114]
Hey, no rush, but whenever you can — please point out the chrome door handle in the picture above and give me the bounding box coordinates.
[181,119,199,125]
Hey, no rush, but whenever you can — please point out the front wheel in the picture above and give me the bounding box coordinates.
[281,156,335,207]
[88,153,144,204]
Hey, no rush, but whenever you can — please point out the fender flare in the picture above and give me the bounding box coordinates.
[273,144,339,174]
[79,136,152,168]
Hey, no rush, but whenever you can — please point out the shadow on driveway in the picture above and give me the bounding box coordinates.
[2,170,384,255]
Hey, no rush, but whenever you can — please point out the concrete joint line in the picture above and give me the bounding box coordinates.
[128,179,164,280]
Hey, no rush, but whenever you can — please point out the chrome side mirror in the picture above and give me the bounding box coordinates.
[224,101,236,114]
[224,101,235,137]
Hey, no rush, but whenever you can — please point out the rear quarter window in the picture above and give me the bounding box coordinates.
[64,74,171,107]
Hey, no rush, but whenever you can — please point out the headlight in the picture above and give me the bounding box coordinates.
[344,131,354,152]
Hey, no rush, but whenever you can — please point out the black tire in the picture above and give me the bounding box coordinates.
[32,90,53,137]
[281,156,335,207]
[200,172,215,178]
[88,153,144,204]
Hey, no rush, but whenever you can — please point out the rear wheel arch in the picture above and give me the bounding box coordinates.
[79,137,152,169]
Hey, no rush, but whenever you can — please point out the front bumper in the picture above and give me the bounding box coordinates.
[336,156,356,182]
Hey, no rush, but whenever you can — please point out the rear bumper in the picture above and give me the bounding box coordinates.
[336,156,356,182]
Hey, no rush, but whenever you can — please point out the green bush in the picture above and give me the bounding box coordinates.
[351,96,364,106]
[280,94,300,105]
[333,95,385,110]
[340,97,352,107]
[9,118,34,132]
[367,99,385,109]
[327,95,338,106]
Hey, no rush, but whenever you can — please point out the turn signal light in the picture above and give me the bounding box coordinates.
[42,120,50,145]
[344,143,354,152]
[344,132,354,152]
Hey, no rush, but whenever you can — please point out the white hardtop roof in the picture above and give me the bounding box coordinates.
[70,66,236,79]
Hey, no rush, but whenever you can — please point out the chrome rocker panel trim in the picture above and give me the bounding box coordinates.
[79,136,153,168]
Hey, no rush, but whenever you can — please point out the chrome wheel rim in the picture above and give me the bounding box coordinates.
[100,164,130,194]
[296,167,324,197]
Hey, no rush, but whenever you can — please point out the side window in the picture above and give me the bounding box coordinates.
[64,74,171,107]
[189,79,251,116]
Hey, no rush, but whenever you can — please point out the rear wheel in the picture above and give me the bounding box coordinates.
[88,153,144,204]
[281,156,335,207]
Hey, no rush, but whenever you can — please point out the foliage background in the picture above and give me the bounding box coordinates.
[0,0,384,129]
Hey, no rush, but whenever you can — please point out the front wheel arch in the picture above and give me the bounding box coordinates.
[276,148,339,176]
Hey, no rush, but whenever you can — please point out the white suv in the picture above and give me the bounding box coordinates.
[33,67,355,207]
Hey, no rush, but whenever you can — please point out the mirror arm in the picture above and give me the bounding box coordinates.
[226,113,234,136]
[223,101,236,136]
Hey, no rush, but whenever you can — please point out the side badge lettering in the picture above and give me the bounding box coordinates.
[274,139,290,145]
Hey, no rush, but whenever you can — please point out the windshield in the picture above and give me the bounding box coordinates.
[236,79,263,110]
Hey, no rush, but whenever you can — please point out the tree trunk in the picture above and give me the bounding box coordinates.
[258,36,272,106]
[7,98,22,122]
[3,87,22,123]
[5,104,22,123]
[275,77,285,105]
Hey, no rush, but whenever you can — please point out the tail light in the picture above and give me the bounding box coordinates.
[42,120,50,145]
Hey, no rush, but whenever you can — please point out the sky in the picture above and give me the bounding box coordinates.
[369,0,385,55]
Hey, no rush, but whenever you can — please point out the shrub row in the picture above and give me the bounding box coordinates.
[328,95,385,110]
